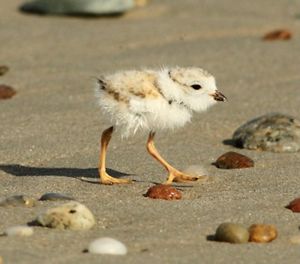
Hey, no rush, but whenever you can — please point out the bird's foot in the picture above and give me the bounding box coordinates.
[164,169,208,184]
[99,171,132,185]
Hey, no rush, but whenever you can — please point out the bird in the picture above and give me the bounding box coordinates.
[95,66,226,185]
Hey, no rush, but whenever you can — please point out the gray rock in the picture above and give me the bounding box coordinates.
[0,195,37,207]
[20,0,135,15]
[36,201,95,230]
[232,113,300,152]
[39,192,75,201]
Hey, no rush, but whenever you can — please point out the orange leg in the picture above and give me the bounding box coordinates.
[98,126,132,185]
[146,131,204,184]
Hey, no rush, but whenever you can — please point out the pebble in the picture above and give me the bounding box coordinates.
[0,195,37,207]
[39,192,75,201]
[145,185,182,200]
[289,235,300,244]
[214,151,254,169]
[0,84,16,100]
[35,201,95,230]
[2,225,34,237]
[0,65,9,76]
[215,223,249,243]
[88,237,127,255]
[248,224,277,243]
[232,113,300,152]
[286,198,300,212]
[263,29,292,40]
[20,0,135,15]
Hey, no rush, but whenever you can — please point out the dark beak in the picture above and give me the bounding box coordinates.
[212,90,227,102]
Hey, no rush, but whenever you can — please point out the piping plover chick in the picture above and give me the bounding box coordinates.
[96,67,226,185]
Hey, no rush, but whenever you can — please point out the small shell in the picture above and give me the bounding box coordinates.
[88,237,127,255]
[0,195,37,207]
[39,192,74,201]
[214,152,254,169]
[3,226,34,237]
[35,201,95,230]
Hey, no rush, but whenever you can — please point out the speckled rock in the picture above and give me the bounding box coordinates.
[215,223,249,243]
[20,0,135,15]
[232,113,300,152]
[35,201,95,230]
[286,197,300,212]
[248,224,277,243]
[88,237,127,255]
[39,192,74,201]
[2,226,34,237]
[145,185,182,200]
[214,151,254,169]
[0,195,37,207]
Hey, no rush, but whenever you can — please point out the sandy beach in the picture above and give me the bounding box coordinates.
[1,0,300,263]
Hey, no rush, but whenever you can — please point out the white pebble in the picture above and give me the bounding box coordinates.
[88,237,127,255]
[3,225,34,237]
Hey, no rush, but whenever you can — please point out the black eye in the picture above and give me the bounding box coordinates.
[191,84,202,90]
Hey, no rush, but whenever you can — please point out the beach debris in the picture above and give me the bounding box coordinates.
[2,225,34,237]
[39,192,75,201]
[35,201,95,230]
[232,113,300,153]
[20,0,135,15]
[0,84,16,100]
[263,29,292,41]
[214,223,249,243]
[214,151,254,169]
[88,237,127,255]
[0,66,9,76]
[286,197,300,212]
[0,195,37,207]
[145,185,182,200]
[182,165,208,180]
[248,224,277,243]
[289,235,300,244]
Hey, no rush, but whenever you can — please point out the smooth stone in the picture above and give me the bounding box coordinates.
[0,85,17,100]
[2,226,34,237]
[0,65,9,76]
[88,237,127,255]
[248,224,277,243]
[214,151,254,169]
[0,195,37,207]
[232,113,300,152]
[145,185,182,200]
[215,223,249,243]
[20,0,135,15]
[286,198,300,213]
[289,235,300,244]
[39,192,75,201]
[36,201,95,230]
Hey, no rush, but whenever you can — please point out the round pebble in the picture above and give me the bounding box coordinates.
[232,113,300,153]
[0,65,9,76]
[39,192,75,201]
[20,0,135,15]
[286,198,300,212]
[289,235,300,244]
[3,225,34,237]
[214,151,254,169]
[248,224,277,243]
[0,195,37,207]
[145,185,182,200]
[215,223,249,243]
[36,201,95,230]
[0,85,16,100]
[88,237,127,255]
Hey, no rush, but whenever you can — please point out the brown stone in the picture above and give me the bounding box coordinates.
[286,198,300,212]
[214,151,254,169]
[248,224,277,243]
[0,84,16,99]
[145,184,182,200]
[263,29,292,41]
